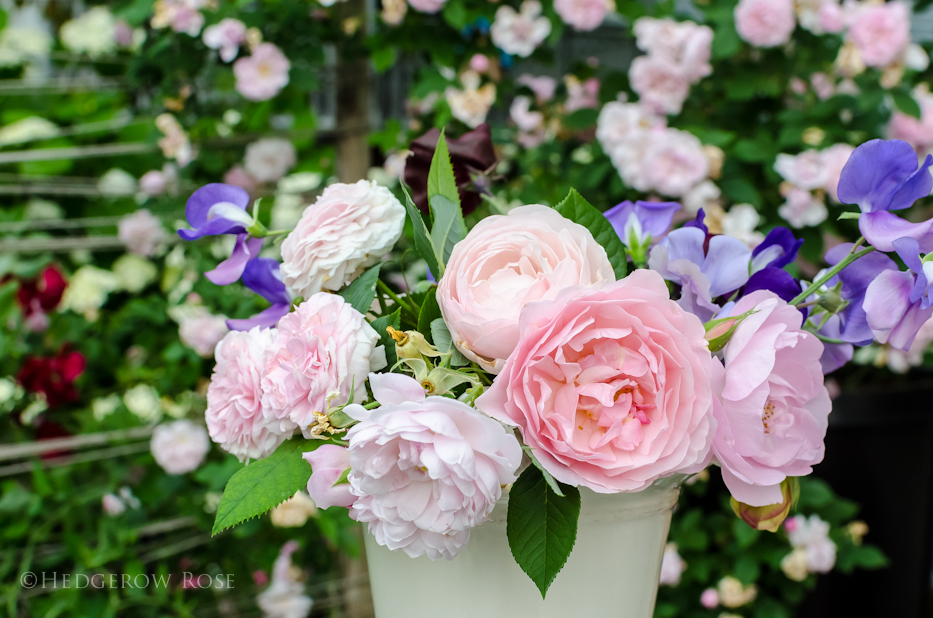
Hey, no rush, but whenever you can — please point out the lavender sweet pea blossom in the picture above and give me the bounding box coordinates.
[837,139,933,252]
[227,257,292,331]
[604,200,680,250]
[824,243,897,344]
[863,237,933,349]
[178,183,263,285]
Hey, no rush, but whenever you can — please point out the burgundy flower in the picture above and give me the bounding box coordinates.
[17,266,67,318]
[17,348,86,408]
[403,124,497,214]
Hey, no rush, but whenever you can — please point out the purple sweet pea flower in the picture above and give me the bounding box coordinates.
[745,267,802,303]
[750,227,803,273]
[226,258,292,331]
[683,208,709,235]
[604,200,680,249]
[837,139,933,252]
[863,237,933,350]
[824,243,898,345]
[815,314,854,374]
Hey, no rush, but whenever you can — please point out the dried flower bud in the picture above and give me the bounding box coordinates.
[731,477,799,532]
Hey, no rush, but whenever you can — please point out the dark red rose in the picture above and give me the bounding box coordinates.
[403,123,497,214]
[17,266,67,318]
[17,347,85,408]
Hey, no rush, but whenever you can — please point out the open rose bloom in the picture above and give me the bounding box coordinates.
[186,131,917,593]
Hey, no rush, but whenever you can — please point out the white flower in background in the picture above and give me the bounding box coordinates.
[659,543,686,586]
[102,494,126,516]
[0,378,17,404]
[595,100,664,152]
[382,152,409,181]
[118,209,168,257]
[629,55,691,115]
[516,74,557,104]
[778,187,827,228]
[151,0,208,36]
[234,43,291,102]
[0,117,58,147]
[445,71,497,129]
[553,0,613,31]
[632,17,713,83]
[61,266,119,320]
[721,204,764,247]
[382,0,408,24]
[256,542,313,618]
[176,305,229,357]
[509,95,544,132]
[781,547,810,581]
[270,492,319,528]
[124,384,162,423]
[632,128,709,197]
[151,419,210,474]
[280,180,405,297]
[0,5,52,68]
[682,180,721,214]
[24,199,63,221]
[490,1,552,58]
[155,114,194,167]
[774,150,827,191]
[564,75,600,112]
[60,6,117,58]
[784,514,837,575]
[717,576,758,608]
[112,254,158,293]
[92,394,122,421]
[278,172,323,195]
[202,18,247,62]
[244,138,297,183]
[119,487,141,509]
[139,164,179,197]
[97,168,137,197]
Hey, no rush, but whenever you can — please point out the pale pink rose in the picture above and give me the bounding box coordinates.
[818,2,844,34]
[223,165,258,191]
[734,0,796,49]
[256,542,313,617]
[490,0,552,58]
[553,0,612,32]
[509,95,543,132]
[408,0,447,13]
[632,17,713,83]
[778,187,827,228]
[701,588,720,609]
[178,307,228,357]
[261,293,385,436]
[118,209,167,257]
[607,131,656,190]
[202,17,246,62]
[207,327,292,461]
[150,419,211,474]
[438,204,615,373]
[774,150,827,191]
[233,43,290,101]
[659,543,686,585]
[171,4,205,36]
[639,128,710,197]
[280,180,405,298]
[102,494,125,516]
[819,143,855,202]
[139,170,167,196]
[564,76,600,113]
[629,55,691,116]
[477,270,716,493]
[711,291,830,507]
[113,21,135,47]
[244,137,297,183]
[888,89,933,155]
[344,373,522,560]
[595,101,665,152]
[846,1,910,68]
[789,77,807,95]
[516,74,557,104]
[303,444,354,509]
[810,72,835,101]
[469,53,490,73]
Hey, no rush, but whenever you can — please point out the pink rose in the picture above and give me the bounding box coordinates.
[303,444,354,509]
[139,170,167,196]
[150,419,211,474]
[477,270,716,493]
[777,187,827,228]
[233,43,290,101]
[817,2,844,34]
[711,291,830,507]
[223,165,258,191]
[846,1,910,68]
[700,588,720,609]
[207,327,292,461]
[516,74,557,104]
[773,150,827,191]
[244,137,297,183]
[659,543,686,585]
[629,55,691,116]
[408,0,447,13]
[509,95,543,132]
[438,204,615,373]
[819,143,855,202]
[596,101,665,152]
[344,373,522,560]
[564,76,600,113]
[638,128,710,197]
[102,494,125,516]
[202,17,246,62]
[118,209,167,257]
[734,0,796,49]
[888,89,933,155]
[178,307,228,357]
[261,293,385,437]
[632,17,713,83]
[553,0,612,32]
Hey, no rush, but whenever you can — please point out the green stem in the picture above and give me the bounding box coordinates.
[791,245,876,306]
[363,401,380,410]
[808,331,847,345]
[377,279,418,316]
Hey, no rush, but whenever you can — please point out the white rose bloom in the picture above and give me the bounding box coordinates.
[0,117,58,147]
[61,266,119,320]
[445,71,497,129]
[270,492,319,527]
[112,254,158,293]
[102,494,126,516]
[123,384,162,422]
[781,547,810,580]
[0,5,52,67]
[97,169,137,196]
[92,394,122,421]
[150,419,210,474]
[118,209,168,257]
[257,542,313,618]
[721,204,764,247]
[280,180,405,297]
[176,306,229,357]
[0,378,17,403]
[682,180,721,215]
[60,7,117,58]
[244,137,297,183]
[490,0,552,58]
[717,576,758,608]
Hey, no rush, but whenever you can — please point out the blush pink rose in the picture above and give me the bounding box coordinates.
[207,327,292,461]
[711,291,830,507]
[261,293,386,437]
[477,270,716,493]
[408,0,447,13]
[773,150,827,191]
[118,209,167,257]
[639,128,710,197]
[629,55,691,116]
[817,2,844,34]
[303,444,354,509]
[596,101,665,152]
[150,419,211,474]
[846,1,910,68]
[553,0,612,32]
[437,204,615,373]
[888,89,933,155]
[734,0,796,49]
[344,373,522,560]
[632,17,713,83]
[819,143,855,202]
[233,43,290,101]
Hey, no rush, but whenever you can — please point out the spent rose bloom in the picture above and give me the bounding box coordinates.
[344,373,522,560]
[118,209,167,257]
[280,180,405,298]
[244,137,297,183]
[846,1,910,68]
[553,0,613,31]
[178,306,229,357]
[490,0,552,58]
[233,43,290,101]
[774,150,827,191]
[734,0,796,49]
[438,204,615,373]
[711,291,831,507]
[261,293,386,437]
[206,327,292,461]
[303,444,354,510]
[629,56,691,116]
[477,270,716,493]
[150,419,211,474]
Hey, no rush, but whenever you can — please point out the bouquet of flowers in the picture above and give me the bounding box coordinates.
[179,132,929,597]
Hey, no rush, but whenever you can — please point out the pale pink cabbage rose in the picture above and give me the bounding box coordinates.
[437,204,615,373]
[819,143,855,202]
[846,1,910,68]
[207,327,292,461]
[711,291,830,507]
[150,419,211,474]
[477,270,716,493]
[261,293,385,437]
[638,128,710,197]
[734,0,796,49]
[408,0,447,13]
[344,373,522,560]
[773,150,827,191]
[553,0,612,32]
[303,444,354,509]
[244,137,297,183]
[118,209,167,257]
[888,89,933,155]
[632,17,713,82]
[233,43,290,101]
[629,55,691,116]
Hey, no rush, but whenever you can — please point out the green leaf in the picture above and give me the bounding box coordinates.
[427,130,461,208]
[712,23,740,60]
[417,287,442,343]
[371,309,402,369]
[430,317,469,366]
[212,440,318,535]
[520,446,565,497]
[562,108,599,130]
[555,189,628,279]
[400,182,441,279]
[720,177,762,207]
[892,88,921,119]
[850,544,888,569]
[338,264,381,314]
[506,466,581,598]
[430,195,467,272]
